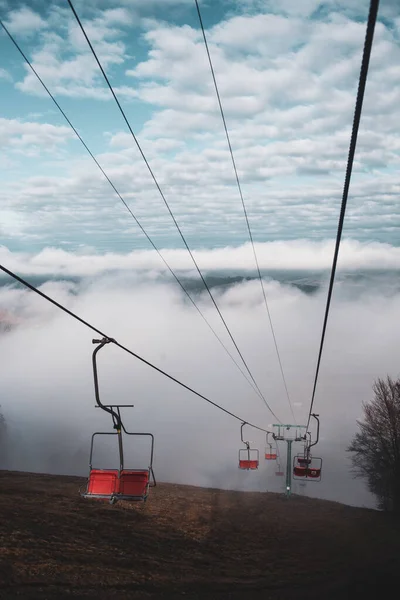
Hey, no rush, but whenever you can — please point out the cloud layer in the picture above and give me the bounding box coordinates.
[1,250,400,508]
[1,239,400,278]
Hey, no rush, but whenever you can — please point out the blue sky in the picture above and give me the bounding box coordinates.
[1,0,400,254]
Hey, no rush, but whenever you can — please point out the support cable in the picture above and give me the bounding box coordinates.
[0,262,273,435]
[194,0,295,423]
[66,0,280,421]
[306,0,379,429]
[0,17,268,409]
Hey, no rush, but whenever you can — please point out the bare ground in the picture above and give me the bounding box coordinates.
[0,470,399,599]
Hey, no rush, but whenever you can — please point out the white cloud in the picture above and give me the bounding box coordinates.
[4,6,46,37]
[0,68,12,81]
[0,117,74,156]
[1,240,400,278]
[14,5,131,99]
[211,13,309,54]
[2,1,400,251]
[109,131,184,153]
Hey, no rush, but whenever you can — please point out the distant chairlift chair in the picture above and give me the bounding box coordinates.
[238,422,259,470]
[265,432,277,461]
[292,414,322,482]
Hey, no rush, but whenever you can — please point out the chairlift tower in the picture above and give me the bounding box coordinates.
[272,424,307,497]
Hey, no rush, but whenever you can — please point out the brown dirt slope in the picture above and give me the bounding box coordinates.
[0,470,399,599]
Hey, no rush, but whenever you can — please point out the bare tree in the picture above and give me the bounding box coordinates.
[348,376,400,512]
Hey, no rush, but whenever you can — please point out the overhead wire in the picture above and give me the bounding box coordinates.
[0,263,272,435]
[305,0,380,430]
[66,0,282,422]
[194,0,296,423]
[0,19,269,414]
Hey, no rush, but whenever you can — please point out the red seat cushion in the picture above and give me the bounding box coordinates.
[265,453,277,460]
[307,468,321,478]
[119,470,149,498]
[239,459,258,470]
[87,469,119,495]
[294,466,307,477]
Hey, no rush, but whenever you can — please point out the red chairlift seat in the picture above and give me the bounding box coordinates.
[293,465,307,477]
[307,468,321,479]
[265,452,277,460]
[87,469,119,497]
[275,470,284,476]
[119,469,150,499]
[84,468,151,502]
[239,459,259,470]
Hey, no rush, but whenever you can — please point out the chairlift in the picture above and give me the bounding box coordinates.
[238,422,259,470]
[293,454,322,481]
[81,338,156,504]
[292,414,322,482]
[265,432,277,460]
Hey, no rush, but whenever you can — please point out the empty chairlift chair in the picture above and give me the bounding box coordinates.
[81,338,156,504]
[275,458,284,476]
[83,430,155,503]
[293,454,311,478]
[292,415,322,482]
[238,422,259,470]
[293,454,322,481]
[265,433,277,461]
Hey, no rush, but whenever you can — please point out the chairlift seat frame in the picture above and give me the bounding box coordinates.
[265,432,278,461]
[238,423,259,470]
[82,430,156,503]
[238,448,259,470]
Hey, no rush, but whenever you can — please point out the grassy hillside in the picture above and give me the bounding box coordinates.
[0,470,399,599]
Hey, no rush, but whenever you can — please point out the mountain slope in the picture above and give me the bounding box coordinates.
[0,470,399,599]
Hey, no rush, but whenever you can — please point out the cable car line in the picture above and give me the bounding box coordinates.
[305,0,379,430]
[194,0,296,424]
[0,262,277,432]
[0,19,270,411]
[66,0,280,421]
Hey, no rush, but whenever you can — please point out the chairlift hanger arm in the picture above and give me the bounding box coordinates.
[308,414,320,450]
[241,422,250,449]
[92,338,121,428]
